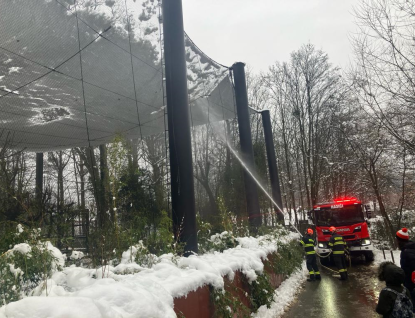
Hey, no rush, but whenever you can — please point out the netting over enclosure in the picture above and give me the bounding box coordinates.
[0,0,235,152]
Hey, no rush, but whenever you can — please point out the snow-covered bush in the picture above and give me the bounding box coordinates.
[208,231,237,252]
[70,250,84,260]
[0,222,33,255]
[369,212,415,249]
[210,232,303,316]
[133,241,159,268]
[368,216,392,249]
[0,225,64,305]
[258,224,290,242]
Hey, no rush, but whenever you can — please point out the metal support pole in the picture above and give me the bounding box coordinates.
[232,62,261,230]
[35,153,43,204]
[162,0,197,254]
[261,110,284,222]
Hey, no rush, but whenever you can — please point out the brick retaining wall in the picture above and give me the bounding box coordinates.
[173,254,286,317]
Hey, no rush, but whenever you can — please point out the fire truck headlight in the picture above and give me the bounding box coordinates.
[361,239,371,246]
[318,243,327,248]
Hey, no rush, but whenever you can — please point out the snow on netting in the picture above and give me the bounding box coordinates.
[0,0,235,152]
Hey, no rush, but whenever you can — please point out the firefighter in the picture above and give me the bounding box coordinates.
[300,228,321,281]
[328,226,348,280]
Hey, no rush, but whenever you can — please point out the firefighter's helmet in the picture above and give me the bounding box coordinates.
[307,228,313,235]
[329,226,337,233]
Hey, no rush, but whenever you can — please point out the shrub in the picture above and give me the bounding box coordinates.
[249,272,274,312]
[0,225,63,304]
[210,286,250,318]
[272,240,303,276]
[208,231,237,253]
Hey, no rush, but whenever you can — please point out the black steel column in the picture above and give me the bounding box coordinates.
[35,153,43,204]
[261,110,284,222]
[162,0,197,254]
[232,62,261,230]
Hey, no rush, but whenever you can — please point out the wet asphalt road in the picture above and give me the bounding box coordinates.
[282,260,382,318]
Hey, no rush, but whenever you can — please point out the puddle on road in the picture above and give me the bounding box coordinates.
[282,261,383,318]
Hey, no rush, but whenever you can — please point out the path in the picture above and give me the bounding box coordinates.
[282,261,382,318]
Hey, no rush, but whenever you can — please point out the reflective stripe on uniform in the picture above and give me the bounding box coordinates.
[301,236,315,255]
[333,251,344,254]
[333,241,345,245]
[309,271,314,274]
[339,269,348,272]
[315,271,320,275]
[334,237,343,240]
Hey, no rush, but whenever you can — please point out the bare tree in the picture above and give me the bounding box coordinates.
[352,0,415,153]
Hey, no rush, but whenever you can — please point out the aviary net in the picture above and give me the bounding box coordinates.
[0,0,235,152]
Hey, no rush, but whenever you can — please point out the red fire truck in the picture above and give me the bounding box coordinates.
[310,197,374,263]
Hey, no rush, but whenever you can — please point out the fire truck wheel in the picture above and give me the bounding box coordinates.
[364,251,374,263]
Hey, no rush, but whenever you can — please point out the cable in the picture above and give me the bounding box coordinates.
[0,33,102,101]
[54,0,162,73]
[184,32,230,70]
[124,0,143,140]
[0,46,161,111]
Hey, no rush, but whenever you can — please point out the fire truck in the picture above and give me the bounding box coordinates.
[310,197,374,263]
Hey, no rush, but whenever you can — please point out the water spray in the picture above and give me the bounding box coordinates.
[207,119,303,235]
[225,139,302,235]
[199,104,304,235]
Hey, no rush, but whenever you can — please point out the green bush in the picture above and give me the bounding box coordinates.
[217,196,249,237]
[0,225,62,304]
[272,240,303,276]
[0,222,17,255]
[210,286,250,318]
[132,241,159,268]
[210,235,303,316]
[196,213,213,254]
[249,272,274,312]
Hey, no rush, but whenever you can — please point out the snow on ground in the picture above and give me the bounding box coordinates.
[0,231,301,318]
[253,262,308,318]
[368,214,402,267]
[373,247,400,266]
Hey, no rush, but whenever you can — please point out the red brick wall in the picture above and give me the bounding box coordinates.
[173,254,286,317]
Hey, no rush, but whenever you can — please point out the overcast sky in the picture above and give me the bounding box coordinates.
[182,0,360,72]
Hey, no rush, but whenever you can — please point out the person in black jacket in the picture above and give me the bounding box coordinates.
[328,226,348,280]
[397,228,415,306]
[376,261,413,317]
[300,228,321,282]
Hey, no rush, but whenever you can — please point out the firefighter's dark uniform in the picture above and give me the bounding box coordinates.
[329,233,348,280]
[300,234,321,281]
